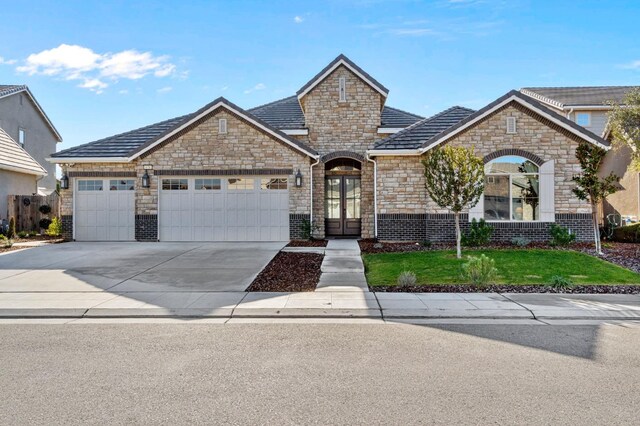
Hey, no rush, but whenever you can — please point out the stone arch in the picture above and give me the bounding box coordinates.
[483,149,544,166]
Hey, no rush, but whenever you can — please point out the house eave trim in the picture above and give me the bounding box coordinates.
[366,149,421,156]
[282,129,309,135]
[47,157,131,164]
[0,164,47,177]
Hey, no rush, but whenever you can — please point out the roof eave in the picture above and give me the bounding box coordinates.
[366,149,421,156]
[47,156,131,164]
[0,163,48,177]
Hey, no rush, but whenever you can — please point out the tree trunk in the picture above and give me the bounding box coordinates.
[455,211,462,259]
[592,203,602,255]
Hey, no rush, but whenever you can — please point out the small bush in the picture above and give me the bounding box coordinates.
[45,217,63,237]
[7,217,16,239]
[612,223,640,243]
[511,236,531,247]
[17,231,29,238]
[461,254,498,286]
[299,219,319,240]
[549,224,576,246]
[39,218,52,230]
[548,275,573,289]
[397,271,417,287]
[38,204,52,215]
[2,239,13,248]
[420,239,432,248]
[461,218,494,247]
[0,234,6,240]
[29,231,38,237]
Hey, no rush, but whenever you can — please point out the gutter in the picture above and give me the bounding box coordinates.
[309,157,321,232]
[366,153,378,238]
[366,149,421,157]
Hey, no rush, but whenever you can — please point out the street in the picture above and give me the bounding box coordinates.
[1,321,638,425]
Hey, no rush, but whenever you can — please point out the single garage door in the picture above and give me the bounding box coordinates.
[159,177,289,241]
[75,179,135,241]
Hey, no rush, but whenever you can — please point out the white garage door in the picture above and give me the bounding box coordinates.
[75,179,135,241]
[159,177,289,241]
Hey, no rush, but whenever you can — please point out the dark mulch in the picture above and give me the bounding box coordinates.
[373,284,640,294]
[580,242,640,274]
[247,252,324,292]
[13,235,62,243]
[286,239,328,247]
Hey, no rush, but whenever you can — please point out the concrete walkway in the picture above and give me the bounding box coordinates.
[316,239,369,292]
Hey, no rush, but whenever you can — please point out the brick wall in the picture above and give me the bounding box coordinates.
[135,214,158,241]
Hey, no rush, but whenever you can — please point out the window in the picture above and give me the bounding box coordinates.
[576,112,591,127]
[484,156,539,221]
[18,128,25,147]
[195,178,221,190]
[78,180,103,191]
[261,178,288,190]
[219,118,227,134]
[109,179,134,191]
[506,117,517,134]
[227,178,254,190]
[162,179,188,190]
[339,76,346,102]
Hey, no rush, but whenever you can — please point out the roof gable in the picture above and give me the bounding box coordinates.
[521,86,639,108]
[0,85,62,142]
[296,54,389,100]
[0,127,47,176]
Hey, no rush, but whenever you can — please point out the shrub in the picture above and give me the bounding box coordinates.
[420,239,432,248]
[45,217,63,237]
[17,231,28,238]
[29,231,38,237]
[2,239,13,248]
[612,223,640,243]
[549,224,576,246]
[7,217,15,239]
[461,218,494,247]
[511,236,531,247]
[38,204,52,215]
[397,271,417,287]
[548,275,573,289]
[299,219,319,240]
[0,234,6,240]
[39,218,52,230]
[461,254,498,286]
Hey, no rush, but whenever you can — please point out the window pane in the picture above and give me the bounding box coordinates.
[576,113,590,126]
[109,180,134,191]
[325,200,340,219]
[227,178,254,190]
[484,175,509,220]
[162,179,188,190]
[511,175,540,220]
[487,156,538,174]
[261,178,287,190]
[346,199,361,219]
[78,180,103,191]
[195,178,221,190]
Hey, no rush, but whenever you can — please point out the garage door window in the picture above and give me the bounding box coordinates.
[109,180,135,191]
[227,178,254,190]
[195,178,221,190]
[78,180,103,191]
[261,178,288,190]
[162,179,188,190]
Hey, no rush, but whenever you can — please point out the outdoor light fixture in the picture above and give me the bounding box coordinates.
[60,174,69,190]
[295,169,303,187]
[142,170,151,188]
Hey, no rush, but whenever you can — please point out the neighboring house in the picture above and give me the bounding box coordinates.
[0,85,62,195]
[0,127,48,222]
[521,86,640,224]
[49,54,608,243]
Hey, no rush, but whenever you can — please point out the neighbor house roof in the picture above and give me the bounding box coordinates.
[50,97,318,162]
[0,84,63,142]
[0,127,47,176]
[520,86,639,109]
[296,54,390,99]
[248,95,423,129]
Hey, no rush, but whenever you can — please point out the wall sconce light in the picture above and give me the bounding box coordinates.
[60,174,69,190]
[295,169,303,187]
[142,170,151,188]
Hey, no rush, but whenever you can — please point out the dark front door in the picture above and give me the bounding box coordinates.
[325,176,361,236]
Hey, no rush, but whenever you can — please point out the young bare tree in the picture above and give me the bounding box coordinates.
[572,142,620,255]
[608,87,640,170]
[422,146,485,259]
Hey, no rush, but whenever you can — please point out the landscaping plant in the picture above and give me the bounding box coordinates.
[38,204,52,215]
[461,254,498,286]
[613,223,640,243]
[17,231,28,238]
[46,217,63,237]
[397,271,417,287]
[461,218,494,247]
[422,146,484,259]
[511,236,531,247]
[299,218,319,240]
[608,87,640,171]
[7,217,16,239]
[548,275,574,289]
[39,218,52,231]
[549,224,576,246]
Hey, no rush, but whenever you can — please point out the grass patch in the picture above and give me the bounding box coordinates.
[363,249,640,286]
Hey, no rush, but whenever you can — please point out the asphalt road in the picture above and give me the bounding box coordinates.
[1,322,638,425]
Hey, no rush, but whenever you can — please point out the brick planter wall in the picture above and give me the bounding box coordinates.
[289,213,311,239]
[61,215,73,241]
[377,214,427,241]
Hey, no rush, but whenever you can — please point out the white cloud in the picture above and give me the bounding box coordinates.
[157,86,173,94]
[118,89,129,95]
[621,60,640,70]
[0,56,17,65]
[244,83,266,94]
[15,44,180,93]
[294,15,304,23]
[388,28,439,36]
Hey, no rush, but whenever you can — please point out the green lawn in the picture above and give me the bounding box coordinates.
[363,249,640,286]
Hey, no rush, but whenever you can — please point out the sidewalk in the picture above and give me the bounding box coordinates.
[0,290,639,320]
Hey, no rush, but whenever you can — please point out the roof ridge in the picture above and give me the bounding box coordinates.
[248,95,297,112]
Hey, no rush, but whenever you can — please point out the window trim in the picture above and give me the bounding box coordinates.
[484,157,540,222]
[77,179,104,191]
[575,112,591,127]
[338,76,346,102]
[218,118,227,134]
[109,179,135,191]
[506,117,517,134]
[18,127,26,147]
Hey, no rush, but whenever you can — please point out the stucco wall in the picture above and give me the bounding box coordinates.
[0,93,58,193]
[600,144,639,221]
[0,169,37,221]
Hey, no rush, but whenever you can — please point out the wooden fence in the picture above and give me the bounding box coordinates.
[6,193,60,232]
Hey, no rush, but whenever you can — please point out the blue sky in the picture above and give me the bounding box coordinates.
[1,0,639,152]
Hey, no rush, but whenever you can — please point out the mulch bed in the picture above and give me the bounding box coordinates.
[373,284,640,294]
[246,252,324,292]
[579,243,640,274]
[13,235,62,243]
[286,239,328,247]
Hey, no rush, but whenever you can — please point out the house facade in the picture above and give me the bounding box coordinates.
[0,85,62,195]
[49,55,609,243]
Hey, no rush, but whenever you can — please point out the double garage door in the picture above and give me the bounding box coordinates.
[74,176,289,242]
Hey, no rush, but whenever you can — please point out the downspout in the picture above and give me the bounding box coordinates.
[309,157,321,228]
[366,153,378,239]
[34,174,45,196]
[566,108,574,120]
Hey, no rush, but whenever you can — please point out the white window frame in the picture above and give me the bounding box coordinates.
[18,127,26,147]
[338,77,346,102]
[219,118,227,134]
[506,117,517,134]
[484,158,540,222]
[575,112,591,127]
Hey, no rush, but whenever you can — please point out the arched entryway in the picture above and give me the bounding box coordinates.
[324,158,361,236]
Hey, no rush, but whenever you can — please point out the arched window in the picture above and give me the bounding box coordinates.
[484,156,540,221]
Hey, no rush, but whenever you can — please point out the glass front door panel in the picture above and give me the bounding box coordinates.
[345,178,361,219]
[325,178,341,219]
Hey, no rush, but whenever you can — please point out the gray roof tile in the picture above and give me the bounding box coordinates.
[521,86,638,107]
[0,127,47,176]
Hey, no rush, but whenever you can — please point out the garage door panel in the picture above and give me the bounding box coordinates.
[75,179,134,241]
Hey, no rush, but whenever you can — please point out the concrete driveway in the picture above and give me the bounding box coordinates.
[0,242,285,293]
